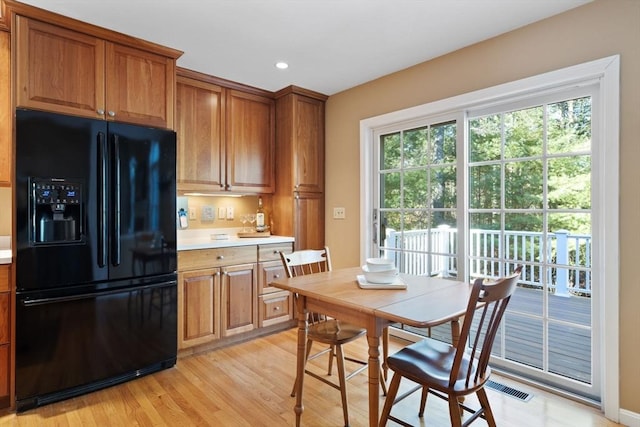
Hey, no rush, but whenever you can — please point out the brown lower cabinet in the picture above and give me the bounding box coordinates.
[177,242,293,352]
[257,243,294,327]
[0,264,11,408]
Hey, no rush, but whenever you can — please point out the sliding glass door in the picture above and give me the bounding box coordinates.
[370,86,599,400]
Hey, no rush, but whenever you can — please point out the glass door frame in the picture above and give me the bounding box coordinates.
[358,55,619,418]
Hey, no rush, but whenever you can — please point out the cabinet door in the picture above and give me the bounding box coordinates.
[0,266,9,407]
[0,293,8,345]
[178,268,220,349]
[293,95,324,193]
[106,42,175,128]
[226,90,275,193]
[0,30,10,185]
[15,16,106,119]
[0,344,8,407]
[176,77,225,192]
[295,192,325,251]
[221,263,257,337]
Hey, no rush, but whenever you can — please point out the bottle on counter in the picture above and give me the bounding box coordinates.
[256,197,266,232]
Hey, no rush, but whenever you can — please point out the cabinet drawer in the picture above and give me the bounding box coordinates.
[178,246,256,271]
[258,260,286,295]
[258,242,293,262]
[259,291,293,327]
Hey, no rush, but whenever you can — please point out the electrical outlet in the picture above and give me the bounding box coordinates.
[333,207,346,219]
[189,207,197,220]
[226,206,234,220]
[218,207,226,219]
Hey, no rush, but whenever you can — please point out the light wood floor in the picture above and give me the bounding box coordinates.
[0,328,621,426]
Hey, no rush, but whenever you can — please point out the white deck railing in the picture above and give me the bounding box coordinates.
[385,226,591,296]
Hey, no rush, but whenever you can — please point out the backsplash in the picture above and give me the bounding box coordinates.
[179,195,272,231]
[0,187,10,235]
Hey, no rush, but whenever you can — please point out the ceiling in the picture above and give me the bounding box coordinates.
[18,0,590,96]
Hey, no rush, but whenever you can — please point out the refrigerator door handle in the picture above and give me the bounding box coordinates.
[98,132,108,268]
[19,280,177,306]
[111,134,121,266]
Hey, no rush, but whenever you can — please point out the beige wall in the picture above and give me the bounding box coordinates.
[0,187,10,236]
[324,0,639,415]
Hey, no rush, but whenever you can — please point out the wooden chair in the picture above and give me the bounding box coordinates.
[280,247,385,427]
[379,265,523,427]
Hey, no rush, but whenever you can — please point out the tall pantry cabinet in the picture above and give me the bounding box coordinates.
[273,86,328,250]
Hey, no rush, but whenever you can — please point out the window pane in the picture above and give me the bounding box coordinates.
[548,97,592,155]
[548,155,591,209]
[505,160,543,209]
[506,314,543,370]
[549,322,591,383]
[469,212,501,231]
[430,166,456,209]
[381,172,401,208]
[381,132,401,170]
[505,213,544,263]
[404,169,428,208]
[433,211,457,229]
[431,121,456,164]
[469,115,501,162]
[548,212,591,238]
[504,106,543,158]
[403,127,428,168]
[469,164,501,209]
[380,210,401,243]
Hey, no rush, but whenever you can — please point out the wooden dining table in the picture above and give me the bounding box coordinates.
[271,266,473,427]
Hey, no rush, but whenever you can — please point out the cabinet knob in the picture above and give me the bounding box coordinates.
[108,111,116,117]
[97,109,105,115]
[274,274,280,279]
[274,306,281,311]
[217,255,224,260]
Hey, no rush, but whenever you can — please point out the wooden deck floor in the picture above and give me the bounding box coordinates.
[401,285,592,384]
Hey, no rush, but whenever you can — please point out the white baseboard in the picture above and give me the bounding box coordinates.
[620,409,640,427]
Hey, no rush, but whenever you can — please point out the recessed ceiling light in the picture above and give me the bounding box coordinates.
[275,62,289,70]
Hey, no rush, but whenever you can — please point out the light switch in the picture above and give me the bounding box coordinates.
[218,207,226,219]
[189,207,197,220]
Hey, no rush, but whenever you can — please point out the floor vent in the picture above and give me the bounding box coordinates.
[486,380,532,402]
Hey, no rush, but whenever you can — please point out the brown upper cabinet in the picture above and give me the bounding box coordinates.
[276,89,326,194]
[13,15,180,129]
[0,29,10,186]
[176,69,275,194]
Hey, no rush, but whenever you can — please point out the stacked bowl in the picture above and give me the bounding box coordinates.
[362,258,398,284]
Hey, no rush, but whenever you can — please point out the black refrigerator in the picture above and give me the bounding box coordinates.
[14,108,178,411]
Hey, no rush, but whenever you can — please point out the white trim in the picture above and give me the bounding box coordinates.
[599,55,620,422]
[619,409,640,427]
[359,55,620,421]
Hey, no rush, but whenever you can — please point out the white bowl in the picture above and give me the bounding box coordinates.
[365,257,396,272]
[362,265,399,284]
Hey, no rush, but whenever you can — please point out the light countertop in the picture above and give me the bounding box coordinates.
[0,236,11,264]
[177,228,294,251]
